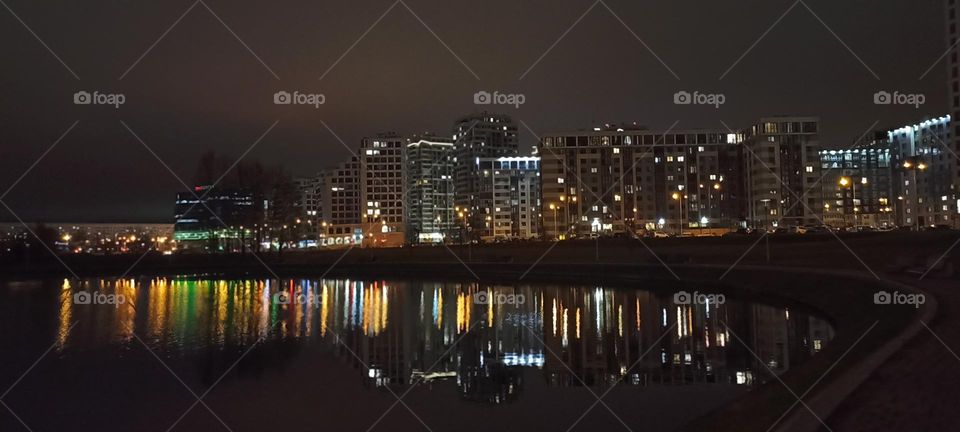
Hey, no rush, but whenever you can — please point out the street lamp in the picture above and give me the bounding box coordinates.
[549,203,558,241]
[672,192,683,236]
[838,176,857,226]
[903,158,927,230]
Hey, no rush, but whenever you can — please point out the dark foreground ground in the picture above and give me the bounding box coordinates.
[2,230,958,432]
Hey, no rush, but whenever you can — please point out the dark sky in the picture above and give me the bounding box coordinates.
[0,0,950,222]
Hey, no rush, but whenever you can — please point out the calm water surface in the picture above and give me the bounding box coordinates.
[0,277,834,431]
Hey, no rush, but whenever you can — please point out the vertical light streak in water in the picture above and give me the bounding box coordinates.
[148,278,170,341]
[456,291,465,333]
[260,280,270,338]
[57,279,72,349]
[435,287,443,330]
[676,306,683,338]
[575,307,581,340]
[320,283,329,337]
[419,290,425,323]
[561,308,569,347]
[215,280,229,345]
[486,288,493,328]
[115,278,136,341]
[552,299,558,336]
[636,298,641,331]
[594,289,602,337]
[618,305,623,338]
[381,283,389,332]
[686,306,693,337]
[342,280,350,329]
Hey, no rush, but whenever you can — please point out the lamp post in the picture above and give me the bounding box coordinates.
[839,177,854,227]
[549,203,558,241]
[672,192,683,236]
[902,159,927,231]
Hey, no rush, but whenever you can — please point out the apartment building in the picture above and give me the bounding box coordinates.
[405,136,456,244]
[740,117,823,229]
[539,125,740,238]
[453,112,519,239]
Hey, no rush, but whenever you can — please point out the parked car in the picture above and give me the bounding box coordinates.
[805,225,832,234]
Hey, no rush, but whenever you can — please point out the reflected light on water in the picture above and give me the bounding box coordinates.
[44,277,836,395]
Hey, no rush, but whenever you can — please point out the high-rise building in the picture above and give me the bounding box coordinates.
[321,157,362,245]
[819,135,895,228]
[295,175,324,242]
[453,112,519,239]
[740,117,823,229]
[539,125,740,238]
[946,0,960,227]
[887,115,956,228]
[474,156,541,241]
[405,135,456,244]
[360,133,406,247]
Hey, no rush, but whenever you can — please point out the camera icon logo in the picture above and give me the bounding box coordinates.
[473,91,492,105]
[74,91,92,105]
[274,91,292,105]
[673,91,692,105]
[473,291,490,305]
[274,292,291,305]
[873,91,892,105]
[673,290,691,305]
[73,291,92,304]
[873,291,892,305]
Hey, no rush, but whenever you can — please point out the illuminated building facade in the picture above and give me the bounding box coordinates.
[947,0,960,225]
[539,125,740,238]
[404,136,456,244]
[173,186,255,251]
[453,112,519,239]
[740,117,823,229]
[475,156,541,241]
[294,175,323,242]
[360,133,406,247]
[320,157,363,246]
[819,136,895,228]
[887,115,957,228]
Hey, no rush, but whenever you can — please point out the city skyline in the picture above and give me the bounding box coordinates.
[0,0,953,222]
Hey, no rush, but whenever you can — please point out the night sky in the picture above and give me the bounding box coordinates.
[0,0,949,222]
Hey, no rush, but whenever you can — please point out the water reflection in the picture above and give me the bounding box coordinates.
[54,277,833,403]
